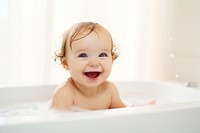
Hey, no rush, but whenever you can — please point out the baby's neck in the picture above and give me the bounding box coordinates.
[69,78,99,97]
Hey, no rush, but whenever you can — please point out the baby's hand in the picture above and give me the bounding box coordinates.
[129,99,156,107]
[148,99,156,105]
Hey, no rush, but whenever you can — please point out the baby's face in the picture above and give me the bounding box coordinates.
[66,30,113,88]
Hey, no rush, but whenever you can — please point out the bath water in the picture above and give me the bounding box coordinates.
[0,98,176,124]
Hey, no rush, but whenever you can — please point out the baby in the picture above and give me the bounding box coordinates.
[50,22,126,110]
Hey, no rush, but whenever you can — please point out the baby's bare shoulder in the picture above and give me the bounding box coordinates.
[101,81,118,91]
[53,80,74,97]
[50,80,74,109]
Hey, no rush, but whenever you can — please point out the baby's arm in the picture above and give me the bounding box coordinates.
[50,86,73,110]
[108,82,126,109]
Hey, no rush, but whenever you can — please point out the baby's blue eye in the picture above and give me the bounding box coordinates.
[78,53,88,58]
[99,52,108,57]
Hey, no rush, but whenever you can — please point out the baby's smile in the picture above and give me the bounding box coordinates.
[84,71,101,79]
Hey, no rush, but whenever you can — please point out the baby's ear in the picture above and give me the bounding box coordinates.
[112,54,116,61]
[62,58,69,70]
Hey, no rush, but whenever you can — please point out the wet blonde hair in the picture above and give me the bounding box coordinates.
[54,22,119,65]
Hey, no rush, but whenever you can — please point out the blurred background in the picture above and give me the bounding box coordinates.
[0,0,200,87]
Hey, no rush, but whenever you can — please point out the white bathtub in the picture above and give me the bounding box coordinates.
[0,81,200,133]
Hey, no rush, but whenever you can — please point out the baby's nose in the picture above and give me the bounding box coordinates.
[88,59,99,67]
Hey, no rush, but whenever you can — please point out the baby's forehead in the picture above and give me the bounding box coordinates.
[75,25,109,37]
[73,31,112,47]
[69,27,111,46]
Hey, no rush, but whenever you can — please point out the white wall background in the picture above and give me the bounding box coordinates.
[0,0,200,86]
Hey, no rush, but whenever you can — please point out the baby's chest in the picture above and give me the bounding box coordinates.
[74,94,111,110]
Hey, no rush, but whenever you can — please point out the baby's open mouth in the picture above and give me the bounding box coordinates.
[84,72,101,78]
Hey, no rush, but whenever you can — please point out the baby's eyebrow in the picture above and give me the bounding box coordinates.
[74,49,87,54]
[102,49,111,52]
[74,48,111,54]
